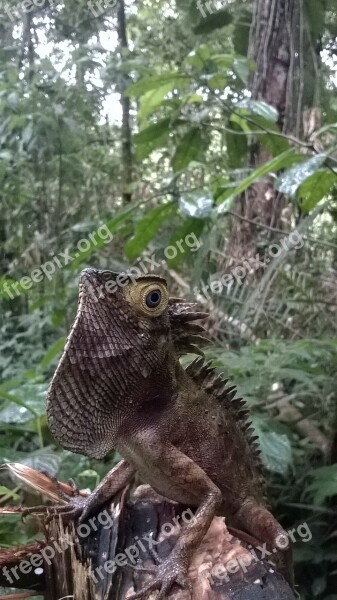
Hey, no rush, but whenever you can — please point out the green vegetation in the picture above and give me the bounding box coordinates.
[1,1,337,597]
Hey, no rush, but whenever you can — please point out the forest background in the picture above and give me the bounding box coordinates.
[1,1,337,598]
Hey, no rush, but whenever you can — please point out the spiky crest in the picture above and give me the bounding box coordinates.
[168,296,265,491]
[185,356,264,479]
[168,298,209,356]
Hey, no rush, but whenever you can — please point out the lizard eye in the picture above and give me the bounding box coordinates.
[146,289,161,308]
[126,280,168,317]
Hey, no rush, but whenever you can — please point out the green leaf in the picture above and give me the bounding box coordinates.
[276,153,327,197]
[124,203,177,260]
[0,486,20,500]
[211,54,234,69]
[216,150,301,213]
[307,465,337,504]
[230,108,288,156]
[298,170,337,212]
[233,58,251,84]
[70,204,140,269]
[208,74,228,90]
[237,99,279,123]
[179,190,213,218]
[0,389,38,417]
[139,84,175,121]
[233,9,251,55]
[134,118,171,160]
[257,429,292,474]
[40,337,66,371]
[226,122,248,168]
[135,120,172,145]
[252,116,289,156]
[167,217,206,268]
[193,9,233,34]
[172,128,203,172]
[185,45,212,69]
[126,73,190,97]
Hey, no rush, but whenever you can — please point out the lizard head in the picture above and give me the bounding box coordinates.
[46,268,208,458]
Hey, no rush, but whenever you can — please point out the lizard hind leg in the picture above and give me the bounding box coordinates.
[232,501,294,587]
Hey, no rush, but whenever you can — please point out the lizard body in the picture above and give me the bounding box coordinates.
[43,268,292,598]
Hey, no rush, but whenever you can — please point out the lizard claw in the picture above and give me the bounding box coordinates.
[22,493,90,524]
[127,551,190,599]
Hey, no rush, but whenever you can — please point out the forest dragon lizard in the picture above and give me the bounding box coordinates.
[27,268,293,598]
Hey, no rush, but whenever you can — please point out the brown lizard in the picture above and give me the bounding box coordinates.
[26,268,293,598]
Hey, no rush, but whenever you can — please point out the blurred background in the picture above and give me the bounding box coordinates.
[0,0,337,598]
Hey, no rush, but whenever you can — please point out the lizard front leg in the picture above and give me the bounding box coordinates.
[23,459,135,523]
[119,436,222,600]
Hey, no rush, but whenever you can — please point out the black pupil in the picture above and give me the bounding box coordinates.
[146,290,161,308]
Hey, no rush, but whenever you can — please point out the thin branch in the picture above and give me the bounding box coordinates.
[226,211,337,250]
[211,91,314,149]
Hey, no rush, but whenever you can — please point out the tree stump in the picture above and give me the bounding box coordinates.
[0,471,296,600]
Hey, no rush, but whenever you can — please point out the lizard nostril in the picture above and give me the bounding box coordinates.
[102,271,112,281]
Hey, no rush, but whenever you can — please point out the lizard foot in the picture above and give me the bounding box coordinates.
[22,476,91,524]
[127,551,191,600]
[22,493,90,524]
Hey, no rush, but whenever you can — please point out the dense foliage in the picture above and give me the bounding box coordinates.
[1,1,337,598]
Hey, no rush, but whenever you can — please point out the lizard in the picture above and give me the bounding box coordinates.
[25,267,293,599]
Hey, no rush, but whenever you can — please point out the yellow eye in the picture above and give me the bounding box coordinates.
[126,281,168,317]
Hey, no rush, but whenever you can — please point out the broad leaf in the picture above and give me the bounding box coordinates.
[185,45,212,69]
[124,203,177,260]
[135,119,172,144]
[179,190,213,218]
[0,389,38,416]
[70,204,140,269]
[298,170,337,212]
[139,84,175,121]
[237,99,279,123]
[134,118,171,160]
[233,58,251,84]
[193,9,233,34]
[276,153,327,197]
[256,429,293,474]
[226,122,248,168]
[307,465,337,504]
[216,150,302,213]
[167,217,206,267]
[172,128,203,172]
[126,73,190,97]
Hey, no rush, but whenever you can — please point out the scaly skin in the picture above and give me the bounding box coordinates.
[31,269,293,597]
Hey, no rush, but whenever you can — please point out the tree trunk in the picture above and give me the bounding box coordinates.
[227,0,301,263]
[117,0,133,205]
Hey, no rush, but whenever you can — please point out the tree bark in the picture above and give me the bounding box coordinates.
[0,481,296,600]
[227,0,301,263]
[117,0,133,205]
